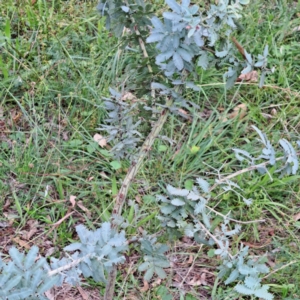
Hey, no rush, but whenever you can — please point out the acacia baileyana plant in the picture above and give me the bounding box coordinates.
[0,1,297,300]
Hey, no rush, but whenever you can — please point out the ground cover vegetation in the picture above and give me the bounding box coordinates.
[0,0,300,299]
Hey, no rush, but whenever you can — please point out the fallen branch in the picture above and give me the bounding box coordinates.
[104,102,172,300]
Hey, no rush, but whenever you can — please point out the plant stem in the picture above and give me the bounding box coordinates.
[104,268,118,300]
[209,150,300,193]
[104,100,172,300]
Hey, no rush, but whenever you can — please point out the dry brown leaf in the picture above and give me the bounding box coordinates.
[220,103,248,122]
[125,294,141,300]
[93,133,107,148]
[293,211,300,221]
[77,286,89,300]
[77,201,92,218]
[100,171,109,179]
[200,272,208,285]
[242,239,272,249]
[44,290,55,300]
[3,213,20,225]
[0,106,4,118]
[122,92,137,102]
[187,254,193,264]
[12,237,31,250]
[45,247,56,257]
[178,108,192,121]
[271,108,277,116]
[135,195,142,204]
[3,199,11,210]
[138,227,144,234]
[266,258,276,268]
[261,113,273,120]
[173,273,182,283]
[151,278,162,288]
[180,108,188,114]
[11,108,22,124]
[237,70,258,82]
[69,195,76,208]
[50,212,75,227]
[140,279,149,292]
[0,221,9,228]
[62,131,69,141]
[187,273,207,286]
[226,103,248,121]
[23,220,38,240]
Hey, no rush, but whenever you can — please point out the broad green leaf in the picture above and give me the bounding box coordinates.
[184,180,193,191]
[158,145,168,152]
[190,145,200,154]
[110,160,122,170]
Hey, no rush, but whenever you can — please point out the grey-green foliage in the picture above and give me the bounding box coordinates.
[138,235,170,281]
[233,125,300,176]
[97,88,142,159]
[224,45,271,88]
[97,0,152,37]
[150,82,199,114]
[216,178,253,206]
[156,178,213,240]
[156,177,243,244]
[58,222,128,284]
[157,179,274,299]
[97,0,272,159]
[0,222,173,297]
[97,0,157,98]
[218,245,273,300]
[146,0,270,87]
[156,127,300,299]
[0,223,128,299]
[214,221,272,300]
[0,246,59,300]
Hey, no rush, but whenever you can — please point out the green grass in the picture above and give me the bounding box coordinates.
[0,0,300,299]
